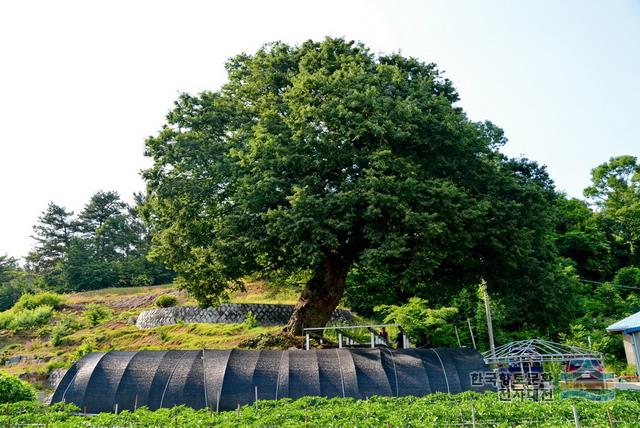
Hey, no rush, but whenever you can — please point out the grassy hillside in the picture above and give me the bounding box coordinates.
[0,282,300,393]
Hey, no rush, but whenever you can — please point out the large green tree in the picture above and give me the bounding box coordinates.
[25,202,75,286]
[585,155,640,267]
[77,191,133,260]
[0,255,19,285]
[26,202,75,270]
[553,197,613,281]
[143,38,571,335]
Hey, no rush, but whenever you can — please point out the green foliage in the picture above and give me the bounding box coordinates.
[14,291,65,310]
[558,277,640,363]
[142,37,573,336]
[61,238,118,291]
[84,304,111,326]
[73,338,96,360]
[0,275,35,312]
[614,266,640,289]
[239,332,304,349]
[155,294,178,308]
[554,198,613,281]
[158,328,170,342]
[115,256,154,287]
[0,255,19,285]
[584,155,640,268]
[25,202,74,287]
[0,258,37,312]
[560,323,623,362]
[6,392,640,426]
[0,375,35,404]
[375,297,458,347]
[4,305,54,331]
[0,311,12,330]
[27,192,173,293]
[620,364,638,377]
[242,310,259,329]
[343,265,400,317]
[50,313,83,346]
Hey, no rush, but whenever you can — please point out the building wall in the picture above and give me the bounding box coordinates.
[623,333,636,366]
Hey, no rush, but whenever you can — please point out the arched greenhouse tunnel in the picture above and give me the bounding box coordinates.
[51,348,492,413]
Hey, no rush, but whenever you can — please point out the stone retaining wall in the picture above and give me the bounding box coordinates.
[135,304,352,329]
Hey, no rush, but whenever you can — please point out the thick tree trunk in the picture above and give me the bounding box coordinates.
[284,254,350,336]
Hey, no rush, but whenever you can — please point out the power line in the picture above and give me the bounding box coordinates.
[579,277,640,291]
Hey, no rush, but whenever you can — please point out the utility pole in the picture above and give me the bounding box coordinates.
[481,279,496,360]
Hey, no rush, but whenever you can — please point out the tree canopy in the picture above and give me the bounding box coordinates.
[26,202,75,285]
[585,155,640,267]
[26,191,173,292]
[143,38,576,335]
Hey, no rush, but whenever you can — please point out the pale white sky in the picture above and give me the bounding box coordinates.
[1,0,639,259]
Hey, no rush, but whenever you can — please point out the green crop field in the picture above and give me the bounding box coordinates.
[4,392,640,427]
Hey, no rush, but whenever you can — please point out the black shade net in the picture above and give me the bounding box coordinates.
[51,348,492,413]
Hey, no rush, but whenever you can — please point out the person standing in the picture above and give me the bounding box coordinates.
[379,327,389,345]
[395,326,405,349]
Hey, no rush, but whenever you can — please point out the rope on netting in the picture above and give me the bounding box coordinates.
[335,348,346,398]
[430,348,450,394]
[159,350,188,409]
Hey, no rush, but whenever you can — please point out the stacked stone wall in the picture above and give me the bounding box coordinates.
[135,303,352,329]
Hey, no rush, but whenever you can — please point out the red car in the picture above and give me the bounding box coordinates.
[563,358,605,389]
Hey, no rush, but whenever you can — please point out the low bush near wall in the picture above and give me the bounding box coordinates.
[5,392,640,427]
[155,294,177,308]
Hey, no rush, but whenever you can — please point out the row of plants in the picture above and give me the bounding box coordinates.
[4,392,640,427]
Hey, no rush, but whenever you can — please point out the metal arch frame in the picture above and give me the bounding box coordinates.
[481,339,603,365]
[303,324,402,350]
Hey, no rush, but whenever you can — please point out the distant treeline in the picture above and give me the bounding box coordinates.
[1,191,173,303]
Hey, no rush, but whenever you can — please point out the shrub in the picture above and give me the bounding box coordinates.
[14,292,64,310]
[158,328,170,342]
[73,339,96,360]
[0,311,13,330]
[0,375,36,403]
[11,305,53,331]
[242,310,259,329]
[50,313,83,346]
[155,294,177,308]
[84,304,111,326]
[621,364,639,377]
[45,359,70,373]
